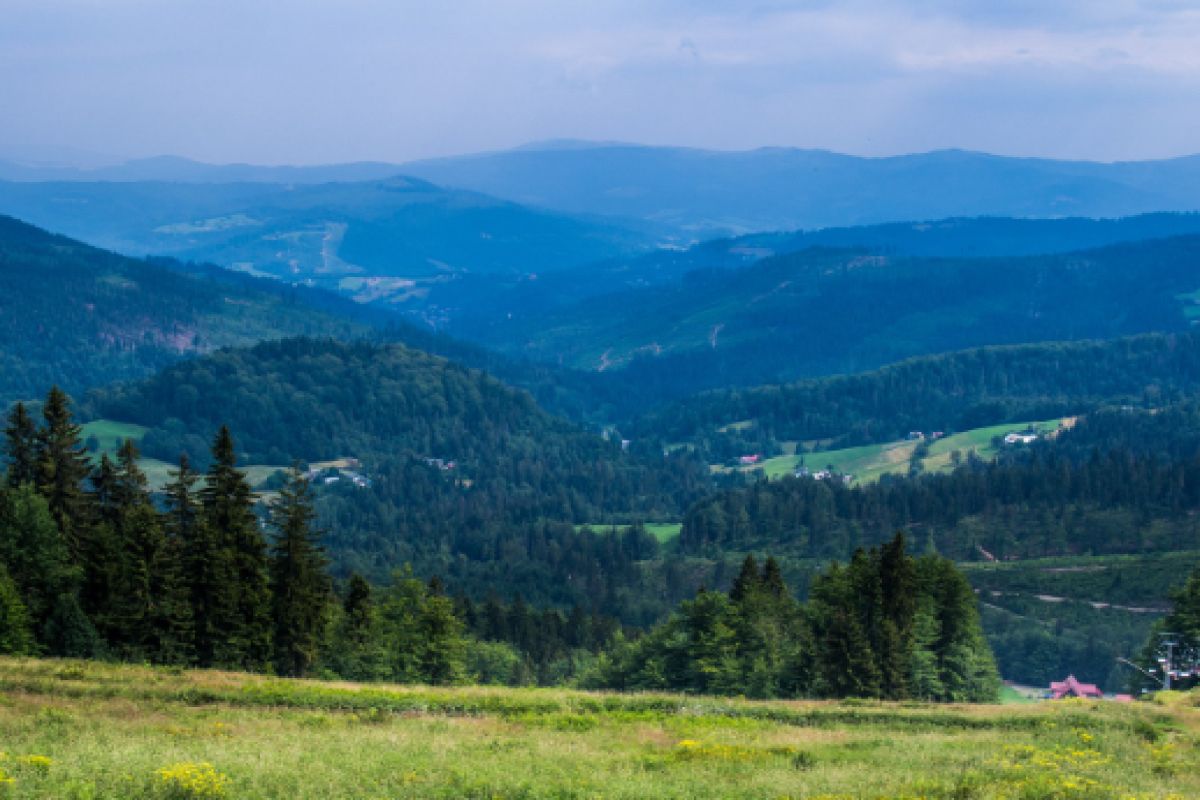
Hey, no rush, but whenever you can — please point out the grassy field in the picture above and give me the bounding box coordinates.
[0,657,1195,799]
[722,418,1067,485]
[81,420,286,492]
[577,522,682,542]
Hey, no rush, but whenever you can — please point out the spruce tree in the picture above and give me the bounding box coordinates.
[199,427,272,670]
[3,402,38,488]
[110,442,192,663]
[0,562,35,654]
[729,554,761,603]
[0,484,95,656]
[418,589,467,685]
[34,387,93,560]
[268,467,329,677]
[327,573,388,680]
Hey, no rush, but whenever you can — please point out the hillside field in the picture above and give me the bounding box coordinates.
[722,418,1067,484]
[0,658,1195,799]
[81,419,288,491]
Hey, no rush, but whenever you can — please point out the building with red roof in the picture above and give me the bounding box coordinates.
[1048,675,1103,700]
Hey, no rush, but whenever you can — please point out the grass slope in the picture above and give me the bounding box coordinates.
[0,657,1195,799]
[80,419,286,491]
[721,418,1066,485]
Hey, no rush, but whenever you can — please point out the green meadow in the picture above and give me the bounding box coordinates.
[722,418,1068,485]
[81,420,287,492]
[0,657,1195,799]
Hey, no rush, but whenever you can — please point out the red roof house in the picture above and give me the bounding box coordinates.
[1049,675,1103,699]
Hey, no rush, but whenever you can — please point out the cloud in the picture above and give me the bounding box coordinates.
[0,0,1197,163]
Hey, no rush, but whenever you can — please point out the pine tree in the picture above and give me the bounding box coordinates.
[80,454,123,638]
[3,402,38,488]
[199,427,272,670]
[418,590,467,685]
[165,454,210,666]
[108,442,192,663]
[908,602,945,700]
[326,573,388,681]
[268,467,330,677]
[0,562,35,654]
[729,554,761,603]
[877,533,917,699]
[817,607,882,698]
[760,556,789,600]
[0,485,95,656]
[34,387,93,560]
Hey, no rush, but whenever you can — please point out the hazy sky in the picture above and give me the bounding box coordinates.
[3,0,1199,165]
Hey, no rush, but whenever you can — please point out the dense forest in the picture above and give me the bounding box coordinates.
[679,403,1200,561]
[592,537,1000,702]
[0,215,383,405]
[0,389,1005,700]
[628,331,1200,461]
[474,235,1200,397]
[83,338,712,616]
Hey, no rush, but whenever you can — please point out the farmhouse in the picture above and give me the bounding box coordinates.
[1048,675,1103,700]
[738,454,761,465]
[1004,432,1039,445]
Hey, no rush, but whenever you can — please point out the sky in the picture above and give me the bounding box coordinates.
[2,0,1200,166]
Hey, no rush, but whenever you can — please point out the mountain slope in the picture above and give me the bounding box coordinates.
[0,177,662,294]
[627,331,1200,459]
[0,215,379,404]
[466,235,1200,394]
[402,142,1200,236]
[388,213,1200,343]
[82,337,710,610]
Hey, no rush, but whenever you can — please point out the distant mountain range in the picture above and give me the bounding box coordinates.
[0,177,662,298]
[402,142,1200,236]
[0,155,405,184]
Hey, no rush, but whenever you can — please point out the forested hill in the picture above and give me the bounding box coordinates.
[83,338,711,607]
[0,215,375,403]
[678,401,1200,563]
[627,331,1200,459]
[482,235,1200,393]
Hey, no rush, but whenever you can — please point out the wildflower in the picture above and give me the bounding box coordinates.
[16,754,52,774]
[154,761,229,799]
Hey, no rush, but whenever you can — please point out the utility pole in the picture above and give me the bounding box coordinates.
[1158,633,1178,691]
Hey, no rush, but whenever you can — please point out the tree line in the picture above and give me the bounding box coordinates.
[0,387,631,684]
[626,331,1200,463]
[590,535,1000,701]
[679,405,1200,563]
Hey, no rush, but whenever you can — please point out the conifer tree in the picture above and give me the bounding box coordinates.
[0,563,34,654]
[418,587,467,685]
[34,387,93,559]
[326,573,388,680]
[729,554,760,602]
[907,601,945,700]
[268,467,329,677]
[0,484,95,656]
[110,441,191,663]
[760,556,789,600]
[3,402,38,488]
[80,454,122,636]
[166,454,214,666]
[199,427,271,670]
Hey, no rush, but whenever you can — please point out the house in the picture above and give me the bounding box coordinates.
[1048,675,1103,700]
[1004,432,1039,445]
[906,431,925,441]
[738,454,761,465]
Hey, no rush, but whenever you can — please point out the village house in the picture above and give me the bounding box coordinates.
[1047,675,1103,700]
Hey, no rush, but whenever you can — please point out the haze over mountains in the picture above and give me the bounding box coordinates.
[7,141,1200,238]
